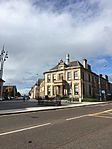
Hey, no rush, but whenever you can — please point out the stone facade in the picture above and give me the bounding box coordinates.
[29,79,45,99]
[3,85,17,99]
[44,58,112,100]
[29,84,38,99]
[39,79,45,98]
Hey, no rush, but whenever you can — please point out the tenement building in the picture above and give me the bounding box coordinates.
[3,85,17,99]
[29,79,45,99]
[29,83,38,99]
[44,54,112,100]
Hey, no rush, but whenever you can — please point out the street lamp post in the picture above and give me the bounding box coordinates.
[0,46,8,99]
[36,74,39,99]
[0,46,8,78]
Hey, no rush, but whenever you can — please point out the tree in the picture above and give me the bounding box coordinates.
[17,92,21,97]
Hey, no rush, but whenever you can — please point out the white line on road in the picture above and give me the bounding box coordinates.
[93,115,112,119]
[88,109,112,116]
[66,109,112,121]
[0,113,29,117]
[66,114,88,121]
[0,123,51,136]
[108,112,112,114]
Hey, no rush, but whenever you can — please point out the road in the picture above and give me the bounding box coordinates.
[0,103,112,149]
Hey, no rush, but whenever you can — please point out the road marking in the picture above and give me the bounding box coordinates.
[66,109,112,121]
[0,113,29,117]
[0,123,51,136]
[108,112,112,115]
[66,114,88,121]
[88,109,112,116]
[93,115,112,119]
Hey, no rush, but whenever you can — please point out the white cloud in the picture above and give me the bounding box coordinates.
[18,88,30,95]
[0,0,112,93]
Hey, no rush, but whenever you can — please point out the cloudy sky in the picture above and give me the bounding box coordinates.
[0,0,112,94]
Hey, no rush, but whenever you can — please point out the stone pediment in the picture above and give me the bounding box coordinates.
[58,59,67,70]
[50,59,68,71]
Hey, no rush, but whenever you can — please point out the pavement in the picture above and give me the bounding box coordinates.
[0,99,108,115]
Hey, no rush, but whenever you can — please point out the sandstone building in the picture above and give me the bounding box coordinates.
[29,79,45,99]
[44,55,112,101]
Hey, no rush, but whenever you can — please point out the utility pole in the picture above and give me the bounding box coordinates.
[0,45,8,100]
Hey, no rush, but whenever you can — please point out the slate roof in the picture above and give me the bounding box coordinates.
[50,60,83,71]
[68,61,83,67]
[0,78,5,82]
[50,65,59,70]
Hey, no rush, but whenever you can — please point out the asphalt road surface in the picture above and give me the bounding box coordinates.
[0,103,112,149]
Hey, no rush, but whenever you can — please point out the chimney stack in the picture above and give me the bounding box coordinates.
[102,75,108,81]
[83,59,88,69]
[66,54,70,65]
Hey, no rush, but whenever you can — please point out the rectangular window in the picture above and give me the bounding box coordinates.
[89,85,91,96]
[67,72,71,80]
[47,86,51,96]
[53,74,56,82]
[67,84,71,95]
[74,71,78,80]
[58,73,63,80]
[83,83,85,96]
[92,76,94,83]
[74,85,79,95]
[88,74,91,82]
[47,74,51,83]
[52,86,55,95]
[82,72,84,80]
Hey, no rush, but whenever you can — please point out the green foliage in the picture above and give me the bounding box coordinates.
[82,98,99,102]
[17,92,21,97]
